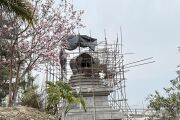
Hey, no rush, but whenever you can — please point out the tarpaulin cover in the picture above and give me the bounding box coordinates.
[63,35,97,51]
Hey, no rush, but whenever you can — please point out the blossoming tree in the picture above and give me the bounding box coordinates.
[0,0,83,106]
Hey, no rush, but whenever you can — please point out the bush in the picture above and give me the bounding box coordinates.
[21,85,42,109]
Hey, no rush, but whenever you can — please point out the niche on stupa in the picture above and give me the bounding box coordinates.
[70,53,100,76]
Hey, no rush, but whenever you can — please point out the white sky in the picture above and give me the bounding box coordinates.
[72,0,180,107]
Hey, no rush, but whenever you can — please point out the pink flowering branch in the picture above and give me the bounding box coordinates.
[0,0,83,105]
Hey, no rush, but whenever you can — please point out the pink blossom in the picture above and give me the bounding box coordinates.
[3,25,7,28]
[0,0,83,81]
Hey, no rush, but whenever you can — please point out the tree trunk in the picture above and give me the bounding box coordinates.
[61,110,65,120]
[12,63,21,104]
[8,39,13,107]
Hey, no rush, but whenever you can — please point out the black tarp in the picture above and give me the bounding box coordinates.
[62,35,97,51]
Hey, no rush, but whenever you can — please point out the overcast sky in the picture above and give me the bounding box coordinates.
[72,0,180,107]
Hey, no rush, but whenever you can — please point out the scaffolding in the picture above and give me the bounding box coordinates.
[43,33,155,120]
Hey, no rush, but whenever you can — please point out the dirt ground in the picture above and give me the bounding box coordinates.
[0,106,57,120]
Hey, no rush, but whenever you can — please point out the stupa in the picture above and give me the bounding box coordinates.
[65,53,124,120]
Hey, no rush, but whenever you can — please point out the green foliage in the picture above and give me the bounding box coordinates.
[20,73,43,109]
[0,65,9,104]
[21,85,42,109]
[46,81,87,114]
[147,71,180,119]
[0,0,35,25]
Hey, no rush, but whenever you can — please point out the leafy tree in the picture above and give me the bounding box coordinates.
[46,80,86,119]
[0,0,35,25]
[0,65,9,105]
[147,71,180,120]
[0,38,11,106]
